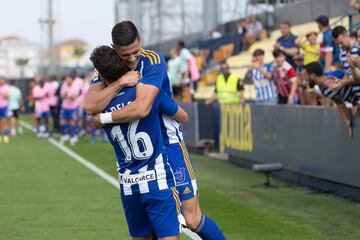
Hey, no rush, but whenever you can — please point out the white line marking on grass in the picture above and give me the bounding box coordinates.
[20,121,119,189]
[20,121,201,240]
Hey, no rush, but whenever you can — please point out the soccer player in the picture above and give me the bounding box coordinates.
[0,76,10,143]
[8,80,24,136]
[59,74,81,145]
[304,62,360,137]
[90,45,189,240]
[85,21,226,240]
[33,77,50,139]
[46,76,60,133]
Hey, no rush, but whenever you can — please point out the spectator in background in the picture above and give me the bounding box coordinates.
[209,29,223,39]
[304,62,360,137]
[8,80,24,136]
[331,25,360,90]
[292,53,319,105]
[295,32,320,65]
[274,21,299,67]
[237,18,248,36]
[350,0,360,11]
[177,41,200,97]
[248,16,264,41]
[206,61,244,104]
[315,15,340,71]
[245,48,277,104]
[272,49,299,104]
[167,48,183,101]
[206,61,244,153]
[237,18,256,50]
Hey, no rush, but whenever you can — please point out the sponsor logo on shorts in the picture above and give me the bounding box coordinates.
[119,170,156,185]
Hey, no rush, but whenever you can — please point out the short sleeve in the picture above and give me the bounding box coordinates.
[158,91,179,116]
[139,52,166,89]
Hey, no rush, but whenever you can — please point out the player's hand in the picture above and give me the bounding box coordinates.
[251,61,260,69]
[325,78,343,91]
[93,113,102,128]
[119,71,141,87]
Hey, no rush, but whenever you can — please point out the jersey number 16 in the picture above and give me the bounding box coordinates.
[111,120,154,162]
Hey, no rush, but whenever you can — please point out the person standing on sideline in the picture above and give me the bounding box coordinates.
[0,77,10,143]
[8,80,24,136]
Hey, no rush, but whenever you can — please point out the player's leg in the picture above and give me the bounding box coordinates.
[69,109,78,145]
[59,109,70,143]
[120,191,154,240]
[170,141,226,240]
[2,113,10,143]
[9,111,16,136]
[42,112,50,138]
[13,109,22,134]
[143,187,181,240]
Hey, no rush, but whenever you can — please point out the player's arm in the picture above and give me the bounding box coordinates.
[333,99,352,137]
[95,52,167,125]
[84,71,140,115]
[97,83,159,126]
[159,91,188,123]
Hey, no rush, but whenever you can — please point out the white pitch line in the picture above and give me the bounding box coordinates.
[20,121,201,240]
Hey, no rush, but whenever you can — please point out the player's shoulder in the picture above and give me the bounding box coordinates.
[140,48,164,66]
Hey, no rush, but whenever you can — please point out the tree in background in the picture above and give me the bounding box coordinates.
[15,58,29,78]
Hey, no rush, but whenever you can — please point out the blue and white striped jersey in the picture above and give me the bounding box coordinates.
[136,49,184,145]
[102,87,179,195]
[340,41,360,79]
[315,71,360,104]
[93,49,185,145]
[247,64,277,101]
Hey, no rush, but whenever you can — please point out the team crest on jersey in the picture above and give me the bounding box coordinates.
[174,167,186,183]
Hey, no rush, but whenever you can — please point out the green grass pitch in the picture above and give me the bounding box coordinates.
[1,116,360,240]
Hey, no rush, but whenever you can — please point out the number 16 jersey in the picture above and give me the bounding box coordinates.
[102,85,179,196]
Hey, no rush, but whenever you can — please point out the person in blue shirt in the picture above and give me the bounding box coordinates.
[85,21,226,240]
[274,21,299,67]
[90,45,190,240]
[315,15,341,71]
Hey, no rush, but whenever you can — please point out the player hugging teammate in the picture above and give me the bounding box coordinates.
[84,21,226,240]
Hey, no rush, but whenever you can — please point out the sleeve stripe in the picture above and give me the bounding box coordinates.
[140,52,154,65]
[144,49,161,64]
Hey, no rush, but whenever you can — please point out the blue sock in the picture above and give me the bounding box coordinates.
[70,125,77,137]
[61,123,68,136]
[3,128,9,136]
[195,214,226,240]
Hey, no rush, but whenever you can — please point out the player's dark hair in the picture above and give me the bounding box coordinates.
[272,49,285,58]
[112,21,140,46]
[332,26,347,39]
[304,62,323,77]
[90,45,130,83]
[253,48,265,57]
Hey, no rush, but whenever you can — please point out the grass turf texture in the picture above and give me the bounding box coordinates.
[0,115,359,239]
